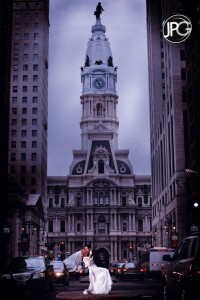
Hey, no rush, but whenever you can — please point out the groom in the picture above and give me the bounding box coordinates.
[84,243,108,269]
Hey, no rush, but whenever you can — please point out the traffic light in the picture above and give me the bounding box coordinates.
[128,244,133,252]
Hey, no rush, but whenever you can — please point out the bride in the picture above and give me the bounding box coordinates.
[82,247,113,295]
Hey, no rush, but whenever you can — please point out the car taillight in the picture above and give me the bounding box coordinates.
[122,268,127,272]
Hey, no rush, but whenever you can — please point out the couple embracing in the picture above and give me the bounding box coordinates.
[63,243,113,295]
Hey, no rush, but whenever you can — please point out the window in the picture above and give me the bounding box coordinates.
[138,197,142,207]
[138,219,143,232]
[33,54,38,61]
[32,141,37,148]
[23,64,28,71]
[99,193,104,206]
[33,75,38,82]
[32,108,37,114]
[34,23,39,29]
[32,97,37,103]
[13,75,18,82]
[32,130,37,137]
[23,43,28,50]
[24,33,29,40]
[23,75,28,82]
[11,166,15,174]
[34,33,39,40]
[49,198,53,208]
[11,153,16,161]
[21,130,26,137]
[12,119,17,125]
[13,86,18,92]
[33,43,39,50]
[77,223,81,232]
[14,43,19,50]
[21,165,26,173]
[22,119,27,126]
[11,141,16,148]
[22,97,27,103]
[13,64,18,71]
[22,108,27,114]
[15,33,19,40]
[61,198,65,208]
[98,216,105,233]
[12,108,17,114]
[31,153,36,161]
[31,178,36,185]
[14,53,18,61]
[48,220,53,232]
[31,165,36,173]
[21,153,26,161]
[60,220,65,232]
[22,86,27,92]
[33,86,38,92]
[12,97,17,103]
[24,23,29,30]
[33,64,38,71]
[122,196,126,206]
[122,223,127,231]
[11,130,17,137]
[23,54,28,61]
[32,119,37,125]
[21,141,26,148]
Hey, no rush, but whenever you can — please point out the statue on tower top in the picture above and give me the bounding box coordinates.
[94,2,104,19]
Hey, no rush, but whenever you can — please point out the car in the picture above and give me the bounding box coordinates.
[115,262,126,278]
[65,263,80,280]
[118,262,145,281]
[0,256,55,293]
[162,232,200,300]
[51,260,69,286]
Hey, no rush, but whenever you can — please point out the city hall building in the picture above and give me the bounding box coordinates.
[47,12,152,263]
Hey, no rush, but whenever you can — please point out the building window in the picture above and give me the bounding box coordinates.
[24,33,29,40]
[77,223,81,232]
[21,165,26,173]
[22,107,27,114]
[31,153,37,161]
[33,54,38,61]
[31,177,36,185]
[23,64,28,71]
[13,75,18,82]
[15,33,19,40]
[13,86,18,92]
[22,86,27,92]
[61,198,65,208]
[33,43,39,50]
[23,75,28,82]
[12,119,17,125]
[11,130,17,137]
[49,198,53,208]
[21,130,26,137]
[122,196,126,206]
[32,108,37,114]
[21,153,26,161]
[99,193,104,206]
[138,219,143,232]
[32,130,37,137]
[13,64,18,71]
[24,43,29,50]
[22,119,27,126]
[33,75,38,82]
[32,119,37,125]
[23,54,28,61]
[98,216,105,233]
[14,53,18,61]
[11,153,16,161]
[122,222,127,232]
[94,193,98,205]
[32,97,37,103]
[12,108,17,114]
[22,97,27,103]
[34,33,39,40]
[77,197,81,206]
[31,165,36,173]
[33,64,38,71]
[12,97,17,103]
[11,141,16,148]
[33,86,38,92]
[138,197,142,207]
[60,220,65,232]
[48,220,53,232]
[11,165,16,174]
[21,141,26,148]
[32,141,37,148]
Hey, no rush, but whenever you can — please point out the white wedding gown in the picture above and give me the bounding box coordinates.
[83,256,113,294]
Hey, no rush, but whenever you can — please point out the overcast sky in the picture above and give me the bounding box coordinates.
[47,0,151,176]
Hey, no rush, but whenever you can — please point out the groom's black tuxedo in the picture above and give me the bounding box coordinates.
[91,249,109,269]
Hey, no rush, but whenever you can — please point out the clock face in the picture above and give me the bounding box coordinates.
[93,78,105,89]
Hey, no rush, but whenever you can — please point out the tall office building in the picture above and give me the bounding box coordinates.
[146,0,191,247]
[47,8,152,263]
[8,0,49,210]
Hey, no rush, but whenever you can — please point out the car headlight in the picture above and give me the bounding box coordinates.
[33,272,45,279]
[2,274,12,279]
[55,272,64,277]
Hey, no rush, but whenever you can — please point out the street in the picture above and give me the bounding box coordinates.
[1,276,164,300]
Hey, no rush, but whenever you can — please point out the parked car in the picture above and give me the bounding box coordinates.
[51,260,69,286]
[162,232,200,300]
[109,263,117,275]
[0,256,55,293]
[115,262,125,278]
[118,262,145,281]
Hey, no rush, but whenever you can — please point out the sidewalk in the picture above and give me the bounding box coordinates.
[56,290,146,299]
